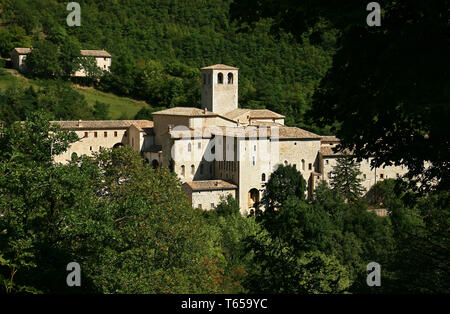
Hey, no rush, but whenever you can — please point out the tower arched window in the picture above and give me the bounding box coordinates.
[302,159,305,171]
[191,165,195,175]
[262,173,266,182]
[188,143,192,152]
[217,72,223,84]
[227,72,233,84]
[181,165,185,176]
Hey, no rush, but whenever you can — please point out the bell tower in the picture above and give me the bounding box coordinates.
[201,64,238,115]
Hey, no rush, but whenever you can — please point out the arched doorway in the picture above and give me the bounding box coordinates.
[151,159,159,169]
[248,188,260,209]
[113,142,124,149]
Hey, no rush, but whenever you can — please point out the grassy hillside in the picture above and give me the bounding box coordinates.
[0,69,149,119]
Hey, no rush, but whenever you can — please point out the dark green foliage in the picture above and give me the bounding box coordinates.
[0,81,95,123]
[262,164,307,211]
[0,113,225,293]
[365,179,398,208]
[0,0,336,130]
[203,195,260,293]
[0,26,31,58]
[93,101,110,120]
[330,157,366,202]
[24,40,61,79]
[231,0,450,192]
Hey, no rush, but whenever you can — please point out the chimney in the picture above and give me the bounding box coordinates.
[204,108,208,114]
[77,119,82,127]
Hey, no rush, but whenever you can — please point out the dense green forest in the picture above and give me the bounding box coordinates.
[0,0,337,133]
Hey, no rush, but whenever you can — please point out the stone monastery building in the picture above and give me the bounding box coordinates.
[53,64,407,215]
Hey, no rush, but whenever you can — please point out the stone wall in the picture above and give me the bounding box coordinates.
[54,128,128,163]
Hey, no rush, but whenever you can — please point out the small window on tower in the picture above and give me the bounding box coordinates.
[84,132,88,137]
[227,73,233,84]
[218,72,223,84]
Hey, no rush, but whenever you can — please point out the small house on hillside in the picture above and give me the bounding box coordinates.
[10,48,112,76]
[11,48,31,72]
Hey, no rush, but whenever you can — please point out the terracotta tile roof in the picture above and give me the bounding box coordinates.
[80,50,112,57]
[130,121,155,132]
[248,109,285,119]
[201,64,239,70]
[320,146,352,156]
[206,125,321,140]
[152,107,217,117]
[250,121,284,127]
[277,126,321,139]
[321,135,340,143]
[184,180,238,191]
[222,109,285,121]
[52,120,153,130]
[13,48,31,54]
[222,109,251,120]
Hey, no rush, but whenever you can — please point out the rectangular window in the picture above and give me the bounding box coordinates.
[198,142,201,149]
[104,131,107,138]
[94,132,97,138]
[308,163,312,170]
[380,174,384,179]
[198,204,202,209]
[84,132,88,137]
[114,131,118,137]
[326,160,329,165]
[211,203,214,209]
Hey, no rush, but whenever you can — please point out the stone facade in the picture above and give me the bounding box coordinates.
[51,64,412,215]
[52,120,153,163]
